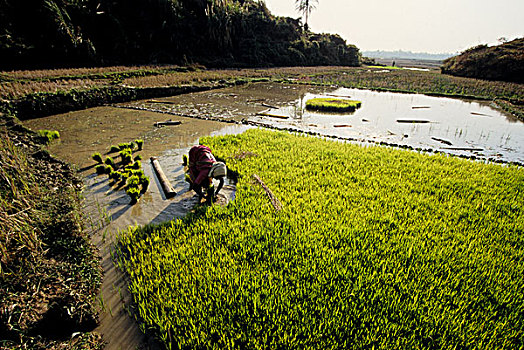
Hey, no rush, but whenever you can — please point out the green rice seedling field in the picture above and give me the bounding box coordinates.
[116,129,524,349]
[305,98,362,112]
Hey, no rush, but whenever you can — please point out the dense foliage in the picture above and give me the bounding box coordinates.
[117,129,524,349]
[0,0,360,69]
[441,38,524,83]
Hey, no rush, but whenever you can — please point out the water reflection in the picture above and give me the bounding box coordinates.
[247,86,524,164]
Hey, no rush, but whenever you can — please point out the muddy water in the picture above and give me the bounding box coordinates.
[126,83,524,164]
[24,107,250,350]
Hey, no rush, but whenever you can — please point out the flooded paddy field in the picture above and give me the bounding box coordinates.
[22,82,523,348]
[124,83,524,165]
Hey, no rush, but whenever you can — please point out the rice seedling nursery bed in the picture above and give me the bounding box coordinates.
[116,129,524,349]
[305,98,362,112]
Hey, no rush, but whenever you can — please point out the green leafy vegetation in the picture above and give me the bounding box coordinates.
[109,144,121,153]
[116,129,524,349]
[305,97,362,112]
[91,152,103,163]
[0,0,359,69]
[92,140,149,204]
[441,38,524,83]
[36,129,60,144]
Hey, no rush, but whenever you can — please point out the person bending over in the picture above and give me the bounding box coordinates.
[186,145,226,204]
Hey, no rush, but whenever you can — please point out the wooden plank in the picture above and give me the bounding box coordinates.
[256,113,289,119]
[150,157,177,198]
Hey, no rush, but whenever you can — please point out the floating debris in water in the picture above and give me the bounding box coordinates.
[396,119,431,123]
[471,112,494,117]
[154,120,182,127]
[441,147,484,151]
[431,136,453,145]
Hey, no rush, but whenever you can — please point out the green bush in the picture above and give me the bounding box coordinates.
[119,149,133,165]
[135,139,144,151]
[125,186,140,204]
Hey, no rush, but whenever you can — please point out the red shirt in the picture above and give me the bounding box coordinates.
[188,145,216,185]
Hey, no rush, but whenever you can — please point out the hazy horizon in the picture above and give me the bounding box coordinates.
[263,0,524,54]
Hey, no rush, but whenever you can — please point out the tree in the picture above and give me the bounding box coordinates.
[295,0,317,31]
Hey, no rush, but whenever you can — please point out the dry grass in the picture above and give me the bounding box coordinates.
[3,65,180,80]
[121,66,348,87]
[0,79,110,100]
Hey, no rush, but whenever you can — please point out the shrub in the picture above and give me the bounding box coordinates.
[125,186,140,204]
[139,175,150,194]
[125,175,140,189]
[119,149,133,164]
[118,142,132,150]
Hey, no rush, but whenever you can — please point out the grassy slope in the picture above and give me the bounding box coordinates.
[0,115,102,349]
[117,129,524,349]
[441,38,524,83]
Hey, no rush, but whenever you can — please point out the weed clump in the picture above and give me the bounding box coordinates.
[37,129,60,144]
[135,139,144,151]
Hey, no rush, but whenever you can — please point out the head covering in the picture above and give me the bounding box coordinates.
[208,162,227,178]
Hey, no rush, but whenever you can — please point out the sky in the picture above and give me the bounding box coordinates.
[262,0,524,54]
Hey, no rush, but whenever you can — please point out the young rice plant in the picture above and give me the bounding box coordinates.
[116,129,524,349]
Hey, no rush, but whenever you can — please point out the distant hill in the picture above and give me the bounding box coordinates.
[363,50,453,60]
[0,0,360,69]
[441,38,524,83]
